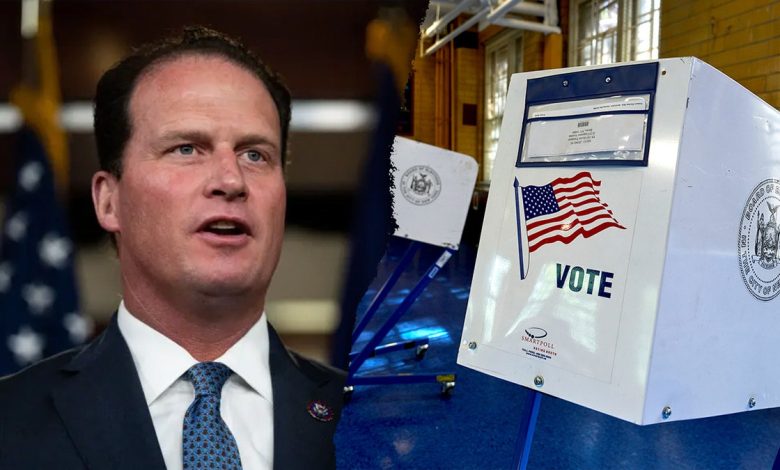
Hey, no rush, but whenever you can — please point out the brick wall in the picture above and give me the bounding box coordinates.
[453,43,479,158]
[408,2,779,178]
[409,31,481,158]
[410,18,552,172]
[411,51,436,145]
[661,0,780,108]
[523,31,546,71]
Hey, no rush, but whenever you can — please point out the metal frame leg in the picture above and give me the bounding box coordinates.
[349,247,455,376]
[351,241,420,344]
[513,391,543,470]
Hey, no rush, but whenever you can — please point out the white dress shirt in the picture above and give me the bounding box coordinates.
[117,301,274,470]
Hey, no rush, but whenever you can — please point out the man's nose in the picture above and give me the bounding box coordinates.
[205,148,248,200]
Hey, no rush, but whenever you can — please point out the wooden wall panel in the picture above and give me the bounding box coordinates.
[661,0,780,108]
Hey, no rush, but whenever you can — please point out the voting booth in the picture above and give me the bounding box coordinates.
[349,137,477,393]
[458,58,780,424]
[391,137,478,249]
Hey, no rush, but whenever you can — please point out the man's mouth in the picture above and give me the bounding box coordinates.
[199,219,251,236]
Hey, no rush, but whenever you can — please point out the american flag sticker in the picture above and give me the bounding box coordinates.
[513,171,625,279]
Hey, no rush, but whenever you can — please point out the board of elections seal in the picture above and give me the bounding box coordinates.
[738,179,780,301]
[400,165,441,205]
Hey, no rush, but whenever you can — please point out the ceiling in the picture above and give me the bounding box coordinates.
[0,0,428,101]
[0,0,429,230]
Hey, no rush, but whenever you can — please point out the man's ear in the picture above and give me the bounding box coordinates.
[92,171,121,233]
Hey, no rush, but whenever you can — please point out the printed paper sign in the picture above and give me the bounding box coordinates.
[528,95,649,119]
[473,169,643,382]
[525,114,647,159]
[513,171,626,279]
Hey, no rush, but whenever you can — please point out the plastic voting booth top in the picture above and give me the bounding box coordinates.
[391,136,478,249]
[458,58,780,425]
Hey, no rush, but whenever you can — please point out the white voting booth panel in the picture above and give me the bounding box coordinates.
[458,58,780,425]
[391,137,478,248]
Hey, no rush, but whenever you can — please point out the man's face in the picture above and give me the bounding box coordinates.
[94,54,286,303]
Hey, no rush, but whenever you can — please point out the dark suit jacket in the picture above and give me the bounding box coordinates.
[0,315,345,469]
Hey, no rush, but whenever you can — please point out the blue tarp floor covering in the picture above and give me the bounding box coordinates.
[336,238,780,470]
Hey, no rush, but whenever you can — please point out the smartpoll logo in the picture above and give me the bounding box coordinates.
[520,327,556,361]
[524,327,547,339]
[513,171,625,279]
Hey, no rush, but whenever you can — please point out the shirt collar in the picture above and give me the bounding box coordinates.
[214,311,272,404]
[117,301,272,406]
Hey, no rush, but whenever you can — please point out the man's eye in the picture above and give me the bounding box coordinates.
[246,150,263,162]
[177,144,195,155]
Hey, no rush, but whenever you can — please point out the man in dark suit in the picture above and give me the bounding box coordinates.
[0,27,345,469]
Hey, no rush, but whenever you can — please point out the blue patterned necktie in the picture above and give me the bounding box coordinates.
[182,362,243,469]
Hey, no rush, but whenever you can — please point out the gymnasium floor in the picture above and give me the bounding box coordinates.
[336,238,780,469]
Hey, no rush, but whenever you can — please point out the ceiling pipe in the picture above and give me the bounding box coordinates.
[510,1,547,17]
[422,0,559,56]
[492,16,561,34]
[424,0,477,38]
[429,0,546,18]
[424,7,489,56]
[544,0,559,26]
[485,0,523,23]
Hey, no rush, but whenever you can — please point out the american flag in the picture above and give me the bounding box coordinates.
[0,128,90,376]
[513,172,625,278]
[1,2,92,375]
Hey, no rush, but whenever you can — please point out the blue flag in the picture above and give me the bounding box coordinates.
[0,127,89,375]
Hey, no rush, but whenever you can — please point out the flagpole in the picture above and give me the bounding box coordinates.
[1,0,85,375]
[14,0,69,196]
[514,177,528,279]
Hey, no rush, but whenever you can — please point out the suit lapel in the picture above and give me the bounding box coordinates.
[52,316,166,470]
[268,325,341,470]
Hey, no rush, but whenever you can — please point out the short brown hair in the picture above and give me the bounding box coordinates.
[93,26,291,177]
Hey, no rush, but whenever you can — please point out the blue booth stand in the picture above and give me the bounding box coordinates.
[347,137,478,396]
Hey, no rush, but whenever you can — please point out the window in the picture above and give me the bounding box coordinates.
[484,30,523,181]
[571,0,660,66]
[629,0,661,60]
